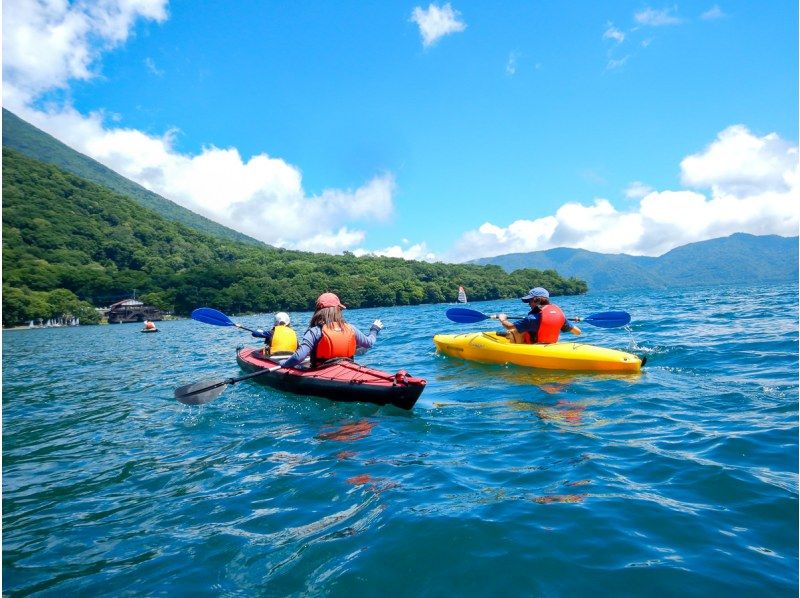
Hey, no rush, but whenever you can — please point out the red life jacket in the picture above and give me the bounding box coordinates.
[313,323,356,365]
[536,304,566,343]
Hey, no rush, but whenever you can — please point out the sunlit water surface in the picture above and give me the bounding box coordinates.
[3,283,798,595]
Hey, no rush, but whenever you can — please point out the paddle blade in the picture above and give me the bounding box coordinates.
[582,310,631,328]
[446,307,491,324]
[174,379,230,405]
[192,307,235,327]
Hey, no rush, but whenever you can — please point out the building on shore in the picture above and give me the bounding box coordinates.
[107,299,164,324]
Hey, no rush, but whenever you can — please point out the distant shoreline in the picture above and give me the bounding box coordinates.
[4,316,185,331]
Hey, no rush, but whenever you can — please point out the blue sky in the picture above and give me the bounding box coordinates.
[3,1,798,261]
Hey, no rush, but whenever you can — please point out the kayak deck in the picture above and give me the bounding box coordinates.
[433,332,644,373]
[236,347,426,410]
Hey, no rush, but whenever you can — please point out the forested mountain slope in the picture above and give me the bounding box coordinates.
[2,108,260,246]
[2,149,586,325]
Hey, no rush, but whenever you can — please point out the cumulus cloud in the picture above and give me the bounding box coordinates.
[680,125,797,196]
[410,3,466,48]
[448,126,799,261]
[18,105,397,251]
[625,181,654,199]
[635,6,682,26]
[354,241,436,261]
[3,0,168,109]
[3,0,400,254]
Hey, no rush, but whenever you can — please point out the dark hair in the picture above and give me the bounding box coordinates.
[531,296,550,306]
[310,306,346,328]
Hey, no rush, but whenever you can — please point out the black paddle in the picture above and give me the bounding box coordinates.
[175,365,282,405]
[445,307,631,328]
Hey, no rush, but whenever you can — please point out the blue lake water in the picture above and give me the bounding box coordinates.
[3,283,798,595]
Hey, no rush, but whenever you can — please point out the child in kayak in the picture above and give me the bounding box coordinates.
[498,287,581,344]
[252,312,298,359]
[282,293,383,368]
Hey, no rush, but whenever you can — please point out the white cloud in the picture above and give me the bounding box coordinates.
[448,126,799,261]
[625,181,654,199]
[410,3,466,48]
[603,23,625,43]
[3,0,399,254]
[606,56,630,70]
[2,0,168,109]
[680,125,797,196]
[701,5,726,20]
[354,242,436,261]
[505,51,518,76]
[635,6,682,26]
[144,57,163,76]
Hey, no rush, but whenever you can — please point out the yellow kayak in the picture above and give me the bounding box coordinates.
[432,332,644,373]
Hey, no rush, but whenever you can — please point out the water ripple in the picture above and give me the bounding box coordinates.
[3,283,798,594]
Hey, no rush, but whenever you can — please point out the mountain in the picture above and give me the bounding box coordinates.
[2,148,586,326]
[2,108,261,246]
[470,234,799,292]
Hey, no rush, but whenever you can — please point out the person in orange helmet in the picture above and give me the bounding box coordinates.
[282,293,383,368]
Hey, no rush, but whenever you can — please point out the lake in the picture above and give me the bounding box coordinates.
[3,283,798,595]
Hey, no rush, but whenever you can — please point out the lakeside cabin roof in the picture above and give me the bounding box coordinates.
[109,299,144,308]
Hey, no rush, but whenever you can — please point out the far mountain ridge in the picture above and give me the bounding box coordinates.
[469,233,799,292]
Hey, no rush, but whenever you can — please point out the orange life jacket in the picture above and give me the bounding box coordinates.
[537,304,566,343]
[517,304,567,344]
[313,323,356,365]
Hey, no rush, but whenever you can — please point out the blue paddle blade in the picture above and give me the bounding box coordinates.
[446,307,491,324]
[191,307,235,327]
[582,310,631,328]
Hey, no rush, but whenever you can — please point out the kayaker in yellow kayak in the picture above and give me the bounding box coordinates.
[498,287,581,344]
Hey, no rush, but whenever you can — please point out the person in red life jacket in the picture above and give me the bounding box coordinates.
[497,287,581,344]
[281,292,383,368]
[143,320,157,331]
[251,312,298,359]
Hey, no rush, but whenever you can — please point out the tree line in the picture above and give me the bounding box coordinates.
[2,149,587,326]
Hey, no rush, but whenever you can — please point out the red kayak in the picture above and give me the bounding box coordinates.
[236,347,426,410]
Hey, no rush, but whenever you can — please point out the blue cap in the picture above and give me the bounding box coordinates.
[521,287,549,301]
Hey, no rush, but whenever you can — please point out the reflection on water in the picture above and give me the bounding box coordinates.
[509,399,586,424]
[315,420,376,442]
[434,354,642,396]
[532,494,587,504]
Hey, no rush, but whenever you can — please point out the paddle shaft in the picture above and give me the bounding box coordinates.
[491,314,582,322]
[445,307,630,328]
[233,323,258,334]
[175,365,282,403]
